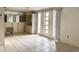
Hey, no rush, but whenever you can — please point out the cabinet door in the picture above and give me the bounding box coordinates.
[13,22,19,33]
[18,22,24,33]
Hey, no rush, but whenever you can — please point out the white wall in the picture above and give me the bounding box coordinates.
[0,8,4,15]
[60,7,79,48]
[0,7,4,46]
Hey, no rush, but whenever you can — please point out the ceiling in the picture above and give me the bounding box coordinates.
[4,7,49,12]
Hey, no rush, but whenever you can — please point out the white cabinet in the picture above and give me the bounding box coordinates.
[18,22,25,33]
[5,22,25,34]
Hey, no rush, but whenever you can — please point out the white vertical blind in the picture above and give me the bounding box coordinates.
[36,9,59,39]
[32,14,37,34]
[37,12,41,33]
[53,10,56,39]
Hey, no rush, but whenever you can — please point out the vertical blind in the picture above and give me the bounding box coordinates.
[33,8,61,40]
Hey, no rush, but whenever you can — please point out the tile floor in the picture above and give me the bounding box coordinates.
[0,35,79,52]
[56,42,79,52]
[0,35,56,52]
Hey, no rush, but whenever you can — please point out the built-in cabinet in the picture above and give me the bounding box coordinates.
[25,13,32,34]
[5,12,32,35]
[5,22,25,34]
[5,15,26,35]
[25,25,32,34]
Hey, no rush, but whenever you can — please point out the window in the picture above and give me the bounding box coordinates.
[6,15,20,22]
[44,12,49,33]
[37,12,41,33]
[16,15,19,22]
[7,15,13,22]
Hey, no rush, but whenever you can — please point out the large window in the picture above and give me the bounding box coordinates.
[37,10,57,37]
[6,15,20,22]
[44,12,49,34]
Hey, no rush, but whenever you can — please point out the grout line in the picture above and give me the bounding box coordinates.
[8,37,19,52]
[8,37,28,52]
[13,37,31,52]
[15,38,30,51]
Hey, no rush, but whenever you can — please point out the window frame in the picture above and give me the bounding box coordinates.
[43,11,49,34]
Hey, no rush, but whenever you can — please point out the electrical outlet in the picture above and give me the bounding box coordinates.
[67,35,69,38]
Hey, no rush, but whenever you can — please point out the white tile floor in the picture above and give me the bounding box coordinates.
[0,35,56,52]
[0,35,79,52]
